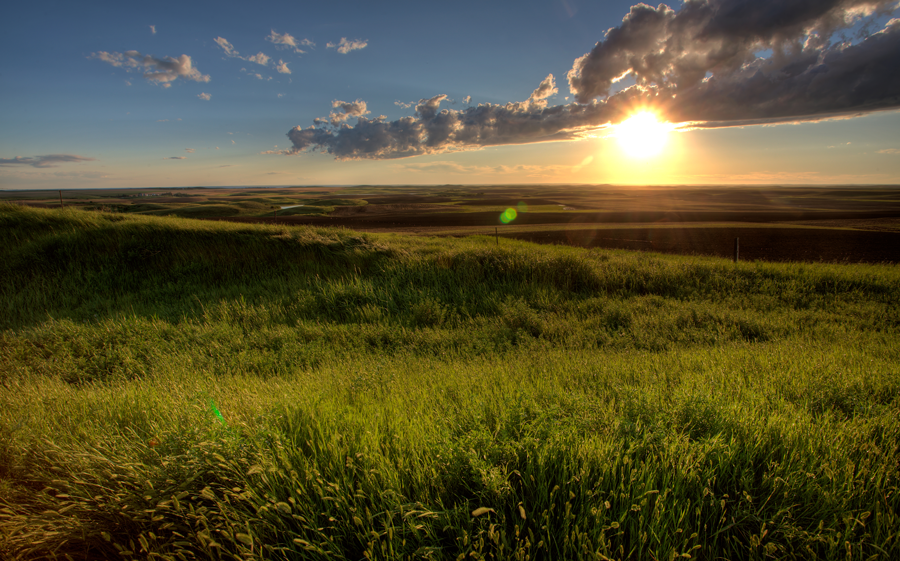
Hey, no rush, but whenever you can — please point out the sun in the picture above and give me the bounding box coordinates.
[614,111,672,158]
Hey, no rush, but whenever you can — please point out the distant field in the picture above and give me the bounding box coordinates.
[1,203,898,560]
[4,184,898,263]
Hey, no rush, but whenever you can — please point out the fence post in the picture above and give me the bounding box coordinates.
[734,237,739,263]
[59,190,64,208]
[496,227,499,246]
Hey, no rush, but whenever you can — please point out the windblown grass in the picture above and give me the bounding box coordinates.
[1,203,898,560]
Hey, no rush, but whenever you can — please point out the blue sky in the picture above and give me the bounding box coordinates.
[2,0,899,189]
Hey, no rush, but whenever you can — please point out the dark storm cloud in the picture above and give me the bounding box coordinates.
[567,0,900,122]
[284,0,900,160]
[0,154,97,168]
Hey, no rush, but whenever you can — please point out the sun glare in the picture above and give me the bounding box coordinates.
[615,111,672,158]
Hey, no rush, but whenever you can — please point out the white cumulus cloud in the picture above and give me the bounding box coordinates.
[197,92,211,100]
[276,59,290,74]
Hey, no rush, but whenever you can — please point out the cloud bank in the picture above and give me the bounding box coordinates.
[0,154,97,168]
[92,51,210,87]
[284,0,900,160]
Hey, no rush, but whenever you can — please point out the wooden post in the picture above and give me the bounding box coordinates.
[496,227,499,245]
[59,190,64,208]
[734,237,739,263]
[273,209,277,218]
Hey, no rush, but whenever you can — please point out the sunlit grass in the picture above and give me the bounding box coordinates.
[1,203,898,559]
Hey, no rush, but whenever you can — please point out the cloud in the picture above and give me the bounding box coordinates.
[285,81,610,159]
[247,52,270,66]
[215,37,273,67]
[150,25,156,35]
[276,59,290,74]
[566,0,900,125]
[314,99,370,126]
[214,36,239,58]
[164,156,186,160]
[185,148,195,153]
[0,154,96,168]
[267,30,308,53]
[462,95,472,105]
[507,74,558,111]
[877,148,900,154]
[197,92,211,100]
[394,100,415,109]
[326,37,368,54]
[284,0,900,160]
[91,50,210,87]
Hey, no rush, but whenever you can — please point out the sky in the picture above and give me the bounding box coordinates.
[1,0,900,190]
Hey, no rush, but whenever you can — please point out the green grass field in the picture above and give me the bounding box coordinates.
[1,202,898,560]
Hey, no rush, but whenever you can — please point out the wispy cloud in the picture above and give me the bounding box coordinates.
[215,37,272,67]
[91,50,210,87]
[197,92,211,100]
[877,148,900,154]
[0,154,96,168]
[267,30,309,53]
[185,148,195,153]
[394,100,414,109]
[285,0,900,160]
[164,156,186,160]
[326,37,367,54]
[149,25,156,35]
[214,37,239,57]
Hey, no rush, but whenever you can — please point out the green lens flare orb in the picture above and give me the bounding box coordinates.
[209,399,226,424]
[500,208,517,224]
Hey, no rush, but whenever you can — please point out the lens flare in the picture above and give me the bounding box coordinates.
[209,399,225,424]
[500,208,518,224]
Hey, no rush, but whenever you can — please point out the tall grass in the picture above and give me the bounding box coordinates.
[1,203,898,560]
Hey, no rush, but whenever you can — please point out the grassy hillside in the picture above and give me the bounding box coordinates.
[1,203,898,560]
